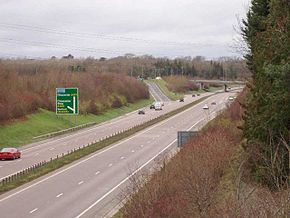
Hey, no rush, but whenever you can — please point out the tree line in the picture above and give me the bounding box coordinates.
[43,54,248,80]
[0,62,149,123]
[0,55,248,123]
[242,0,289,189]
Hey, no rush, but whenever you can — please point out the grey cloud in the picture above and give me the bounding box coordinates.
[0,0,249,59]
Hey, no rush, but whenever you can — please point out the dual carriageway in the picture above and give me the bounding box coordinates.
[0,81,240,217]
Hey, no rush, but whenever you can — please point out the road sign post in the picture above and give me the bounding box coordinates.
[56,88,79,115]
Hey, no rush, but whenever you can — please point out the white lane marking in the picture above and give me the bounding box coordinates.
[78,181,84,185]
[0,93,218,203]
[56,193,63,198]
[21,103,151,154]
[148,90,157,102]
[108,163,113,167]
[120,156,125,160]
[21,90,220,155]
[131,150,135,153]
[29,208,38,214]
[75,139,177,218]
[75,104,225,217]
[49,148,55,151]
[140,145,144,148]
[95,171,100,175]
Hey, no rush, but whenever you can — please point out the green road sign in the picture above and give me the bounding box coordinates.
[56,88,79,115]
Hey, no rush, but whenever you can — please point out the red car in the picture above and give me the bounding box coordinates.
[0,148,21,160]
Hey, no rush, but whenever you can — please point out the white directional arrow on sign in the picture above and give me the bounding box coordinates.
[67,96,76,114]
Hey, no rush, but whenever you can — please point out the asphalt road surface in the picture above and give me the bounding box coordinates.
[0,90,239,218]
[145,81,171,102]
[0,90,215,180]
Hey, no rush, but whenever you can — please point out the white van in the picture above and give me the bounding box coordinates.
[154,102,162,110]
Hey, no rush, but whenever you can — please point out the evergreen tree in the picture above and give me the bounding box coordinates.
[242,0,289,189]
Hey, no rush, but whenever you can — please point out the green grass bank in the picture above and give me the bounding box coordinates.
[0,97,153,149]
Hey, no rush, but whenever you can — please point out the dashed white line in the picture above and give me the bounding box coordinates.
[78,181,84,185]
[108,163,113,167]
[76,96,227,217]
[131,150,135,153]
[29,208,38,214]
[140,145,144,148]
[56,193,63,198]
[0,94,216,203]
[120,156,125,160]
[75,139,177,218]
[95,171,100,175]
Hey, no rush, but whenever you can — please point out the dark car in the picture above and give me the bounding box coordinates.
[197,93,200,96]
[0,148,21,160]
[211,101,217,105]
[150,104,155,109]
[192,94,196,97]
[179,98,184,102]
[138,109,145,114]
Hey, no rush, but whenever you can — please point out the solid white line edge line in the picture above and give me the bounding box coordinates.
[0,93,215,203]
[75,113,215,217]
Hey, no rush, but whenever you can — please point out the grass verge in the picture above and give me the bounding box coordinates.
[0,95,211,195]
[0,97,153,149]
[148,79,183,101]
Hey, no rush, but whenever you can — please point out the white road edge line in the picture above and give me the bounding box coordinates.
[95,171,100,175]
[75,116,208,218]
[29,208,38,214]
[78,181,84,185]
[75,139,177,218]
[0,93,215,203]
[20,100,153,153]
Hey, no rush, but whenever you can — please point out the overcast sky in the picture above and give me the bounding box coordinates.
[0,0,249,59]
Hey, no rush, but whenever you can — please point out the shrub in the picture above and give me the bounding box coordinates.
[0,61,149,123]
